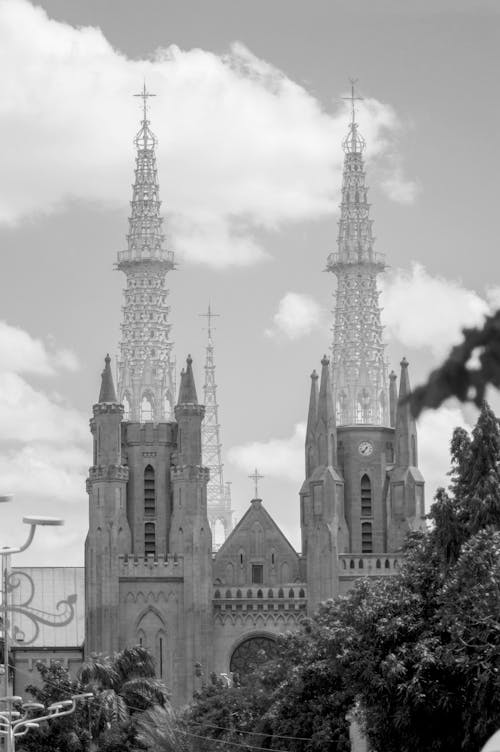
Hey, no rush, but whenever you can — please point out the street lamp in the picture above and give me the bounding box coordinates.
[0,507,64,752]
[0,693,93,751]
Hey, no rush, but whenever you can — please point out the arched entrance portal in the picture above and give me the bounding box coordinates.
[229,635,277,678]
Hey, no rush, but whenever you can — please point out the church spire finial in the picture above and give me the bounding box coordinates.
[341,78,365,154]
[177,355,198,405]
[133,81,157,150]
[98,354,118,403]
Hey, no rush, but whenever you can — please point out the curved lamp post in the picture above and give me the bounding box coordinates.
[0,693,93,751]
[0,497,68,752]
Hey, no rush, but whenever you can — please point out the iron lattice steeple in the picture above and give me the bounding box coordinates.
[117,84,176,422]
[200,304,233,546]
[326,82,389,426]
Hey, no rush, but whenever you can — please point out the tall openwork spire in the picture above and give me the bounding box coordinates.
[117,84,176,422]
[200,304,233,547]
[326,81,389,426]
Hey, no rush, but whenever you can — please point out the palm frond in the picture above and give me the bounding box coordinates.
[135,704,189,752]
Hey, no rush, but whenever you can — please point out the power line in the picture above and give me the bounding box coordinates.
[7,661,338,748]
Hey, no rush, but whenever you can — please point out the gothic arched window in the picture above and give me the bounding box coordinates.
[144,522,156,557]
[230,636,277,678]
[141,395,153,422]
[123,394,131,421]
[361,474,372,517]
[361,522,373,553]
[144,465,155,516]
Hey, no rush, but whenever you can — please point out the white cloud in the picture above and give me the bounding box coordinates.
[228,422,305,483]
[0,372,87,444]
[0,320,88,516]
[382,263,500,360]
[265,292,324,340]
[0,443,88,501]
[0,321,79,376]
[380,167,420,204]
[417,402,469,508]
[0,0,415,268]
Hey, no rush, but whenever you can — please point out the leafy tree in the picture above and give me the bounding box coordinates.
[186,671,274,751]
[80,645,169,749]
[17,661,92,752]
[135,704,189,752]
[187,403,500,752]
[18,646,170,752]
[408,309,500,416]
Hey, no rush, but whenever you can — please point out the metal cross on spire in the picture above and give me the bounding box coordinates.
[134,81,156,123]
[199,302,220,340]
[249,468,264,499]
[342,78,363,125]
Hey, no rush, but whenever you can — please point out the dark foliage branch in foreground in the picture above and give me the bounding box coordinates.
[408,309,500,417]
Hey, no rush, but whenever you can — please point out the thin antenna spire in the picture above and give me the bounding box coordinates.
[199,302,220,341]
[249,468,264,499]
[200,302,232,547]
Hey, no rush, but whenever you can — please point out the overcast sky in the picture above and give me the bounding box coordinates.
[1,0,499,564]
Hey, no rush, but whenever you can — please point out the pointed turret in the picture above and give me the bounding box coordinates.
[86,357,131,657]
[300,356,348,612]
[387,357,426,549]
[178,355,198,405]
[174,356,204,467]
[395,358,417,467]
[116,85,176,422]
[99,354,118,403]
[170,354,212,696]
[305,369,319,477]
[316,355,337,467]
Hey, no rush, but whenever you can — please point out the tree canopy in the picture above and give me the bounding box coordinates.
[187,402,500,752]
[17,646,170,752]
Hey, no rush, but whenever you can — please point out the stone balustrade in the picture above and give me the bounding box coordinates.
[213,584,307,613]
[339,553,402,576]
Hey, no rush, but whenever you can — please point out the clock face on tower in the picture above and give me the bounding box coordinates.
[358,440,374,457]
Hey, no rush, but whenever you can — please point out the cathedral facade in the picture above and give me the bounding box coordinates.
[83,89,426,706]
[11,89,426,706]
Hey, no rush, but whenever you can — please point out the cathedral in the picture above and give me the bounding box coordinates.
[11,88,426,707]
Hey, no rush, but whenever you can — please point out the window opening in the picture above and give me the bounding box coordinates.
[144,522,156,556]
[361,474,372,517]
[252,564,263,584]
[361,522,373,553]
[141,395,153,422]
[144,465,155,516]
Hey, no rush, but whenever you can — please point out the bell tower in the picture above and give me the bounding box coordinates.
[300,83,425,586]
